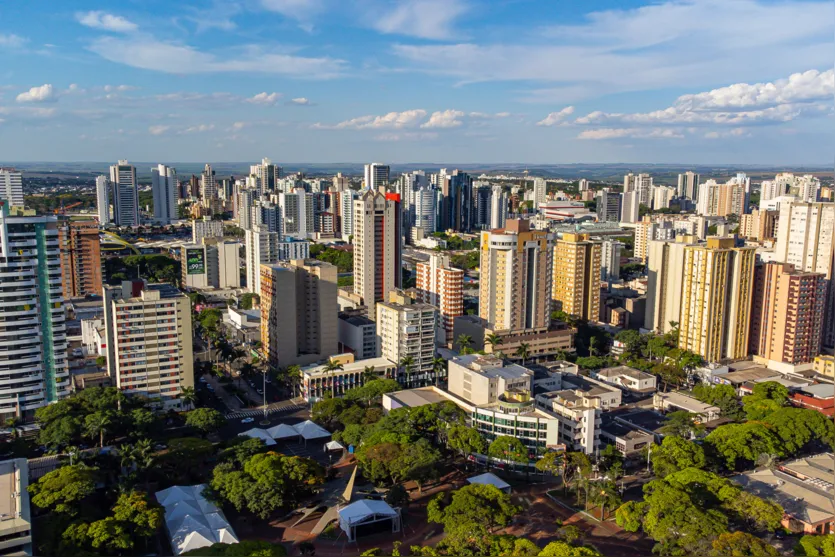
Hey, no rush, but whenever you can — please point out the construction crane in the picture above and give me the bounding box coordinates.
[54,201,83,215]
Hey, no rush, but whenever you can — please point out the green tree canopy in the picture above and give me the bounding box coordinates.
[760,407,835,454]
[488,436,529,464]
[650,436,706,477]
[538,541,602,557]
[186,408,226,436]
[29,464,97,515]
[710,531,779,557]
[795,535,835,557]
[742,381,788,421]
[182,540,287,556]
[704,422,783,469]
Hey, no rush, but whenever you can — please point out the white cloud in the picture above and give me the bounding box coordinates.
[87,36,346,78]
[231,121,248,130]
[537,106,575,126]
[288,97,312,105]
[421,109,464,128]
[468,111,510,119]
[578,128,685,140]
[16,84,56,103]
[148,125,170,135]
[373,0,468,40]
[76,11,138,33]
[0,34,26,48]
[260,0,323,21]
[374,132,439,142]
[248,92,282,105]
[180,124,215,134]
[704,128,751,139]
[318,109,428,130]
[104,84,138,93]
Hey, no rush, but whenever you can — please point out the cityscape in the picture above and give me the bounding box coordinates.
[0,2,834,557]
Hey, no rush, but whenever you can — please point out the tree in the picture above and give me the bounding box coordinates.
[112,490,164,540]
[178,386,197,411]
[95,355,107,367]
[432,356,446,386]
[761,407,835,454]
[39,415,81,450]
[447,424,486,457]
[598,444,624,479]
[386,484,410,508]
[165,437,215,469]
[284,364,302,397]
[456,334,473,353]
[710,532,779,557]
[398,355,415,387]
[488,435,528,464]
[795,535,835,557]
[659,410,703,439]
[362,365,377,386]
[650,436,706,477]
[239,293,260,310]
[311,398,348,430]
[556,524,582,545]
[535,451,564,477]
[186,407,225,437]
[84,411,112,448]
[515,343,531,366]
[575,356,607,371]
[705,422,783,469]
[323,359,344,396]
[29,464,97,515]
[742,381,788,421]
[485,333,503,353]
[182,540,287,556]
[397,438,442,492]
[538,541,602,556]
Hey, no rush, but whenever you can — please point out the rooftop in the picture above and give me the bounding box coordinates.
[796,384,835,399]
[0,458,30,536]
[453,354,533,381]
[339,314,376,327]
[655,391,719,414]
[597,366,654,381]
[385,387,451,409]
[601,420,654,441]
[614,409,669,433]
[302,357,395,377]
[718,368,779,384]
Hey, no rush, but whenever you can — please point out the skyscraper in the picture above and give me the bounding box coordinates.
[416,253,463,344]
[696,179,746,216]
[412,186,436,236]
[245,225,281,294]
[678,237,757,362]
[489,186,508,230]
[260,259,338,369]
[749,262,826,365]
[200,164,216,203]
[474,186,492,229]
[600,239,623,284]
[645,235,700,334]
[677,171,699,200]
[339,190,357,238]
[0,210,70,421]
[95,175,110,226]
[653,186,676,210]
[58,220,103,299]
[479,219,552,330]
[596,190,621,223]
[279,189,314,239]
[441,170,473,232]
[0,168,24,208]
[620,191,640,224]
[625,173,653,206]
[376,293,438,387]
[110,160,138,227]
[533,177,547,209]
[151,164,178,224]
[354,191,402,318]
[363,163,390,191]
[250,157,281,193]
[551,233,601,321]
[237,188,256,230]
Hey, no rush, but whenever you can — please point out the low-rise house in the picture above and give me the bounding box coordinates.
[653,391,720,422]
[593,366,657,393]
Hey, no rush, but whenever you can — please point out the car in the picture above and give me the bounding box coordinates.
[199,377,208,383]
[241,417,255,424]
[256,389,264,395]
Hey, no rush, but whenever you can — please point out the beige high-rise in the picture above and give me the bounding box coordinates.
[260,259,338,369]
[551,233,601,321]
[416,253,463,345]
[353,190,402,318]
[645,235,700,334]
[679,238,757,362]
[376,293,438,387]
[739,209,778,241]
[479,219,551,330]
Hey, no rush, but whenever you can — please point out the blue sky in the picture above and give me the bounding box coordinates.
[0,0,832,164]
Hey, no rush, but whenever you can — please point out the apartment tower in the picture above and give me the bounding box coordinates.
[415,253,464,345]
[353,190,402,318]
[110,160,139,227]
[58,220,103,299]
[551,233,601,321]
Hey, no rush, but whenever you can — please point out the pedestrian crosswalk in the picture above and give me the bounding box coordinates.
[225,401,306,420]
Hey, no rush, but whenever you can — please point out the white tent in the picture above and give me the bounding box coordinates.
[467,472,512,493]
[294,420,331,440]
[155,485,239,555]
[338,500,401,542]
[267,423,300,440]
[324,440,344,452]
[238,428,277,446]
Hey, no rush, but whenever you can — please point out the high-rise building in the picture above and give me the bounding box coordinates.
[192,217,224,243]
[58,220,102,299]
[677,171,699,200]
[0,168,24,207]
[739,209,778,241]
[181,240,240,289]
[376,294,437,387]
[696,179,746,216]
[552,233,601,321]
[250,158,281,193]
[332,172,350,192]
[353,191,402,317]
[416,253,463,345]
[0,211,70,421]
[364,163,390,190]
[489,186,508,230]
[578,179,590,192]
[260,259,338,369]
[245,225,280,294]
[103,281,194,411]
[279,189,314,239]
[596,190,621,223]
[200,164,217,204]
[95,175,111,226]
[412,186,436,236]
[252,201,281,233]
[620,191,640,224]
[634,216,655,262]
[624,173,653,206]
[600,239,623,284]
[749,262,826,365]
[151,164,178,224]
[678,237,757,362]
[398,171,428,223]
[110,160,139,227]
[763,173,821,203]
[533,177,547,209]
[653,186,676,210]
[474,186,491,229]
[236,189,256,230]
[645,235,700,334]
[277,239,310,261]
[479,219,551,330]
[339,190,357,238]
[773,201,835,346]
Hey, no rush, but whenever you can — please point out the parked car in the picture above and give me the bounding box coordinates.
[241,417,255,424]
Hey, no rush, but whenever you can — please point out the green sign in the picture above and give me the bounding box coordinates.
[186,248,205,275]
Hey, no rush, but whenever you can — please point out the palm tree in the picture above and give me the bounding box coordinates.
[589,337,599,357]
[361,366,377,385]
[485,333,503,354]
[285,365,302,398]
[323,359,344,397]
[85,413,111,448]
[431,356,446,386]
[456,334,473,353]
[180,386,197,411]
[515,343,531,366]
[398,355,415,387]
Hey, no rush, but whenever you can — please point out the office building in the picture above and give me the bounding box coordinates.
[250,157,281,193]
[0,168,23,208]
[103,281,194,410]
[773,201,835,347]
[279,189,314,239]
[749,262,826,366]
[192,217,224,243]
[260,260,338,369]
[0,211,70,421]
[533,177,547,209]
[245,225,280,294]
[353,191,402,318]
[58,220,103,299]
[110,160,139,227]
[678,237,757,362]
[411,186,437,237]
[200,164,216,203]
[0,458,32,556]
[416,253,463,345]
[600,239,623,283]
[479,220,552,330]
[474,186,492,229]
[181,240,240,290]
[596,190,621,223]
[677,171,699,200]
[302,355,395,401]
[338,315,378,360]
[364,163,390,190]
[277,238,310,261]
[376,295,437,387]
[740,209,778,241]
[552,233,601,321]
[439,170,473,232]
[489,186,508,230]
[151,164,178,224]
[620,191,640,224]
[95,176,110,226]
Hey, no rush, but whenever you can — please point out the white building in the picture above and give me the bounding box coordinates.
[600,239,623,283]
[620,191,640,224]
[489,185,507,229]
[339,190,357,239]
[376,297,437,388]
[200,164,216,203]
[192,218,224,243]
[181,241,240,290]
[652,186,676,210]
[250,157,281,193]
[279,189,314,239]
[301,356,395,401]
[533,177,547,209]
[95,175,110,226]
[110,160,139,227]
[236,189,256,230]
[276,239,310,261]
[624,173,653,206]
[412,186,436,236]
[593,366,657,393]
[0,459,31,556]
[364,163,390,190]
[245,226,280,294]
[0,168,24,208]
[338,315,378,360]
[677,171,699,200]
[151,164,178,224]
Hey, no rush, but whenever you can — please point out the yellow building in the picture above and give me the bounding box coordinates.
[813,355,835,378]
[679,237,757,362]
[551,233,601,321]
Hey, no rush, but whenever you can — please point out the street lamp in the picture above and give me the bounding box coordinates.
[259,368,269,425]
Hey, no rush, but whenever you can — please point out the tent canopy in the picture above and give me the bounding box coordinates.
[324,440,345,452]
[155,484,239,555]
[294,420,331,440]
[338,500,399,527]
[467,472,511,492]
[238,428,277,446]
[267,423,300,440]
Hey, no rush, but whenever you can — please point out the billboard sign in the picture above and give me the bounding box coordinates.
[186,248,205,275]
